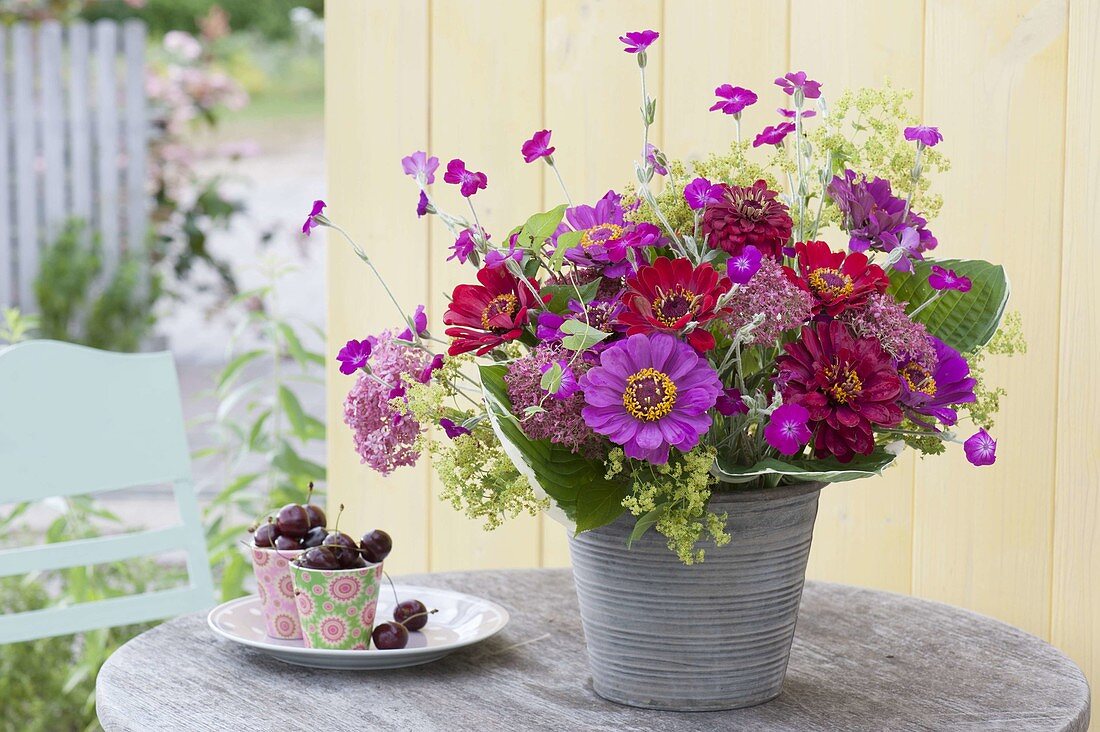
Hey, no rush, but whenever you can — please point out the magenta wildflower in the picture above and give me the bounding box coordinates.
[904,126,943,148]
[928,265,972,292]
[397,304,428,342]
[443,159,488,197]
[484,241,523,270]
[336,338,372,375]
[448,228,479,264]
[439,418,470,439]
[724,257,813,345]
[727,244,763,285]
[419,353,444,382]
[753,122,795,148]
[715,388,748,416]
[775,71,822,99]
[619,30,659,54]
[645,144,668,176]
[521,129,555,163]
[401,151,440,184]
[416,191,431,218]
[506,345,602,457]
[964,428,997,466]
[764,403,812,456]
[709,85,757,116]
[777,108,816,119]
[683,177,725,210]
[301,199,325,236]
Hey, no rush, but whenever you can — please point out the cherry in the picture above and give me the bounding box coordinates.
[322,532,359,568]
[393,599,429,631]
[359,529,392,564]
[253,522,278,548]
[348,556,368,569]
[275,503,310,538]
[371,622,409,650]
[274,534,301,551]
[302,526,328,548]
[304,504,326,529]
[296,546,341,570]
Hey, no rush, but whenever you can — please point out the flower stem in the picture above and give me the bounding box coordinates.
[326,220,407,324]
[902,145,924,220]
[908,289,942,318]
[547,157,573,207]
[466,198,487,247]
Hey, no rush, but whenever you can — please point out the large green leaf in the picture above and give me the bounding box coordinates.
[888,258,1009,353]
[480,364,627,531]
[712,448,899,485]
[517,204,567,250]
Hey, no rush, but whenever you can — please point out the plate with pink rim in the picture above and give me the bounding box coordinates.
[207,584,510,670]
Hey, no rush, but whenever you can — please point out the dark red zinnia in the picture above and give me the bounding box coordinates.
[792,240,889,317]
[700,179,792,258]
[777,320,903,462]
[617,256,732,352]
[444,267,546,356]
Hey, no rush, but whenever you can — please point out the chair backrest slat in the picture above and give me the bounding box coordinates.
[0,524,189,578]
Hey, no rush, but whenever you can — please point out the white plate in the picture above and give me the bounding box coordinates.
[207,584,510,670]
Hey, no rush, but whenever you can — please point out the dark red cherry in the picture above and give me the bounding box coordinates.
[302,526,328,548]
[348,556,368,569]
[359,529,392,564]
[394,599,429,631]
[275,504,310,538]
[253,522,278,548]
[371,622,409,650]
[322,532,359,568]
[274,534,301,551]
[304,503,326,529]
[296,546,341,570]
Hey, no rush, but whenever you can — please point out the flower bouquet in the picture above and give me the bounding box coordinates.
[311,29,1020,711]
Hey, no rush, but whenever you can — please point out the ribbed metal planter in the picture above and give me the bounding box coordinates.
[568,482,823,711]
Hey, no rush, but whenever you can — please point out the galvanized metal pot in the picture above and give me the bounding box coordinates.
[568,482,823,711]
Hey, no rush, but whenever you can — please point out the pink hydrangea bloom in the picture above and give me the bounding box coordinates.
[843,293,936,370]
[505,345,602,458]
[724,257,813,345]
[343,331,431,475]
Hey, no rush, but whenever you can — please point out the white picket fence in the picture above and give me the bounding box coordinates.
[0,19,148,310]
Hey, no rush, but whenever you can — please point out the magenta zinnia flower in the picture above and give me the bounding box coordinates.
[775,71,822,99]
[898,336,976,427]
[964,428,997,466]
[701,180,793,258]
[904,125,943,148]
[521,129,555,163]
[619,30,659,54]
[777,320,903,462]
[443,159,488,197]
[709,84,757,116]
[580,333,721,464]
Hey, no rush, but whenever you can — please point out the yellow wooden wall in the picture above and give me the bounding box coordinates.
[325,0,1099,698]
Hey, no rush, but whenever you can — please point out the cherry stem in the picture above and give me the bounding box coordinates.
[396,608,438,630]
[383,571,400,606]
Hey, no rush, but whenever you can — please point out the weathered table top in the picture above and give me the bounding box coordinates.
[97,568,1090,731]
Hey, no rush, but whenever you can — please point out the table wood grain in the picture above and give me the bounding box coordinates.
[96,569,1090,731]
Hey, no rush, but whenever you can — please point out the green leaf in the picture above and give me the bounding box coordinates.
[278,385,309,440]
[541,279,601,313]
[887,258,1009,352]
[272,440,326,481]
[575,479,630,533]
[560,318,610,351]
[276,322,311,368]
[517,204,567,250]
[626,502,671,548]
[217,349,265,389]
[539,362,563,395]
[480,364,627,530]
[550,230,583,272]
[712,448,899,485]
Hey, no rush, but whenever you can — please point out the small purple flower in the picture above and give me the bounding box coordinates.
[484,242,523,270]
[709,84,757,116]
[388,384,406,400]
[777,108,816,119]
[727,245,763,285]
[401,151,440,184]
[928,265,972,292]
[715,388,748,416]
[904,126,943,148]
[443,159,488,197]
[964,428,997,466]
[619,29,659,54]
[540,360,580,400]
[448,228,478,264]
[416,191,431,218]
[336,338,371,375]
[880,226,924,273]
[440,418,470,439]
[398,304,429,342]
[775,71,822,99]
[683,177,725,210]
[764,403,812,456]
[301,199,326,236]
[645,144,668,176]
[419,353,444,382]
[753,122,795,148]
[521,129,555,163]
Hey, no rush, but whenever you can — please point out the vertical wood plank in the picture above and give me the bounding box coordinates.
[428,0,545,571]
[915,0,1067,638]
[68,22,94,234]
[0,27,12,307]
[324,0,432,575]
[539,0,664,566]
[123,20,148,257]
[38,22,66,244]
[12,24,38,310]
[1051,0,1099,695]
[790,0,925,595]
[94,20,120,274]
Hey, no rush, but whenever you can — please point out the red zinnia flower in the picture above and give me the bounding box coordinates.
[700,179,792,258]
[444,267,546,356]
[793,240,889,317]
[618,256,732,352]
[777,320,903,462]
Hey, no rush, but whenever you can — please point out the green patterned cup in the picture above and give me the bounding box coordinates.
[289,561,384,650]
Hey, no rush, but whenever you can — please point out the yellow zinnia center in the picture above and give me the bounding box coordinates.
[622,367,678,421]
[823,363,864,404]
[652,286,699,327]
[480,293,519,331]
[901,362,937,396]
[580,224,625,249]
[808,267,854,300]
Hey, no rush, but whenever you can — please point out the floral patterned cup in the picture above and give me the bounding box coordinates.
[250,545,305,639]
[289,561,383,650]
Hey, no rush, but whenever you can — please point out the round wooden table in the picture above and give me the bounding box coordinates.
[96,568,1090,731]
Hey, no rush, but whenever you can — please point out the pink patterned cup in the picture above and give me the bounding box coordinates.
[250,545,305,639]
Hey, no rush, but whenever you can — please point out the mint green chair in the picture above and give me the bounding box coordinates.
[0,340,215,643]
